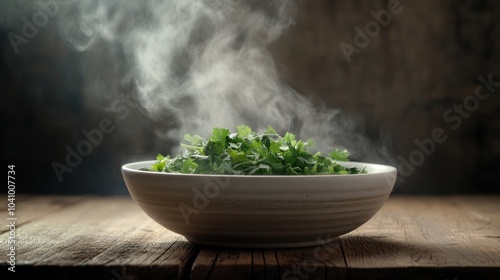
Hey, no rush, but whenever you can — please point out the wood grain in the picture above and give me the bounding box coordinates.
[0,196,195,279]
[0,195,88,234]
[340,196,500,279]
[0,195,499,280]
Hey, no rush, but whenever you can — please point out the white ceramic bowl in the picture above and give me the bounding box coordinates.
[122,160,397,248]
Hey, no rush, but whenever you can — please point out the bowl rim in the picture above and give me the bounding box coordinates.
[122,160,397,178]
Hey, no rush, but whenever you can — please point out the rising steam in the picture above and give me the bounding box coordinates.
[58,0,387,161]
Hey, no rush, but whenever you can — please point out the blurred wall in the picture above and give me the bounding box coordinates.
[1,0,499,195]
[270,0,500,194]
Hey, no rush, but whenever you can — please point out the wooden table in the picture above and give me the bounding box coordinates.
[1,195,499,279]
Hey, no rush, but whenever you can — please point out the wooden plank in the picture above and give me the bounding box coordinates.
[251,250,265,280]
[0,194,31,211]
[262,250,280,280]
[190,249,255,279]
[293,239,348,280]
[0,195,89,234]
[448,195,500,235]
[340,195,500,279]
[191,239,348,280]
[190,241,347,280]
[275,247,326,280]
[208,250,252,280]
[84,217,198,279]
[260,236,348,280]
[1,195,499,280]
[190,248,219,280]
[0,196,196,280]
[308,239,349,280]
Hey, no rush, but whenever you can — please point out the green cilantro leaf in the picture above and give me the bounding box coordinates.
[145,125,366,175]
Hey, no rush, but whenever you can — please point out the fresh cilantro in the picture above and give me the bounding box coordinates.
[147,125,367,175]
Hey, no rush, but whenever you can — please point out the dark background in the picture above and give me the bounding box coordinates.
[1,0,499,195]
